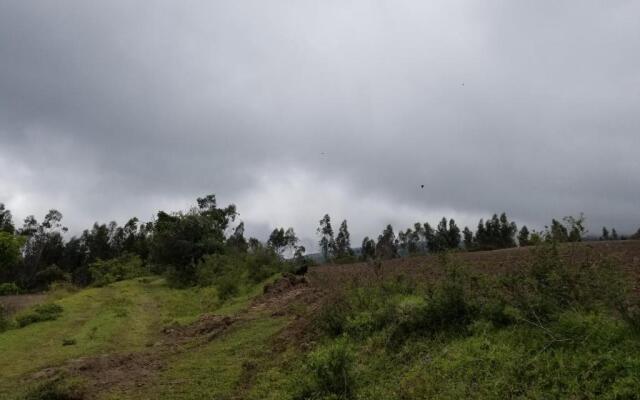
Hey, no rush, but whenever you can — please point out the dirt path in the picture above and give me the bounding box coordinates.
[28,274,321,399]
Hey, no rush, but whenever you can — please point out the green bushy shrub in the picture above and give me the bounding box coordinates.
[23,377,83,400]
[193,249,285,301]
[0,282,20,295]
[295,339,355,400]
[16,303,64,328]
[501,243,629,323]
[34,265,70,289]
[88,253,146,287]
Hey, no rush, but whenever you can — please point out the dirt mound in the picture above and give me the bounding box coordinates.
[31,352,164,397]
[251,273,323,316]
[162,314,238,343]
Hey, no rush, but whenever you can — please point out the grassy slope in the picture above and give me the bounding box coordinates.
[3,241,640,399]
[0,277,274,399]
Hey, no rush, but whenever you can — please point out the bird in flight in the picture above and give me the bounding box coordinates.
[420,184,424,189]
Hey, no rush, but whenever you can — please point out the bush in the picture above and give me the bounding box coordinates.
[23,378,83,400]
[0,282,20,295]
[295,339,355,400]
[16,303,64,328]
[501,243,628,323]
[88,253,146,287]
[34,265,70,289]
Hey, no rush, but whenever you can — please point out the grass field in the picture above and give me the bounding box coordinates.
[1,240,640,399]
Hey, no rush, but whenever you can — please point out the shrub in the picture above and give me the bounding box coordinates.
[245,248,285,283]
[16,303,64,328]
[34,265,70,289]
[296,339,355,400]
[23,378,83,400]
[501,243,628,323]
[88,253,146,287]
[216,274,240,301]
[0,282,20,295]
[316,297,352,337]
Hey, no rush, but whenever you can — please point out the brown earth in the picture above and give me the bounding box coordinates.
[0,293,47,315]
[307,240,640,290]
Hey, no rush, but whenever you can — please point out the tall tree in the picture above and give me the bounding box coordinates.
[518,226,530,246]
[227,222,248,252]
[267,227,298,256]
[499,213,517,248]
[334,220,353,259]
[150,194,237,285]
[611,228,619,240]
[375,225,398,259]
[360,237,376,261]
[462,227,474,250]
[0,203,15,234]
[317,214,335,262]
[601,227,610,240]
[447,218,461,249]
[424,223,436,252]
[19,210,67,288]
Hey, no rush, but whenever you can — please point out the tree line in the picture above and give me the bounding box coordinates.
[1,199,639,292]
[316,212,640,263]
[0,196,309,292]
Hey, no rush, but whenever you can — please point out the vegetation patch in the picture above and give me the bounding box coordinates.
[16,303,64,328]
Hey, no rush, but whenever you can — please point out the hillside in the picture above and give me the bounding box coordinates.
[2,240,640,399]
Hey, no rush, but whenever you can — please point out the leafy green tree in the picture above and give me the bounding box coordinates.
[0,204,15,234]
[499,213,518,248]
[611,228,619,240]
[375,224,398,259]
[447,219,461,249]
[462,227,474,250]
[317,214,336,262]
[0,232,25,278]
[19,210,67,289]
[227,222,248,252]
[150,194,237,286]
[268,227,298,256]
[424,223,436,252]
[518,225,530,246]
[360,237,376,261]
[549,219,569,242]
[472,213,518,250]
[564,214,586,242]
[334,220,353,259]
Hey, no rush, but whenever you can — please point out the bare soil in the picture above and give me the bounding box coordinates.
[0,293,47,315]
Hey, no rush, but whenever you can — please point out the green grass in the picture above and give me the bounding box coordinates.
[115,316,289,400]
[0,276,268,399]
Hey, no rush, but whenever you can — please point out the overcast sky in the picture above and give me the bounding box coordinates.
[1,1,639,249]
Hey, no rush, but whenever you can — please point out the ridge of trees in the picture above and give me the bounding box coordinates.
[1,197,638,291]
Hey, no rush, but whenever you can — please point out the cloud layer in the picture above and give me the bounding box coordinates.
[1,1,639,249]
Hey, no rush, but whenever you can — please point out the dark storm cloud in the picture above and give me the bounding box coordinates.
[1,0,639,247]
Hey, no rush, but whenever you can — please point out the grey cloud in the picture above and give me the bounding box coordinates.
[0,0,639,247]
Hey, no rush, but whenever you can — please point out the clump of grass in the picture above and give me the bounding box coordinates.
[23,377,84,400]
[16,303,64,328]
[293,339,355,400]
